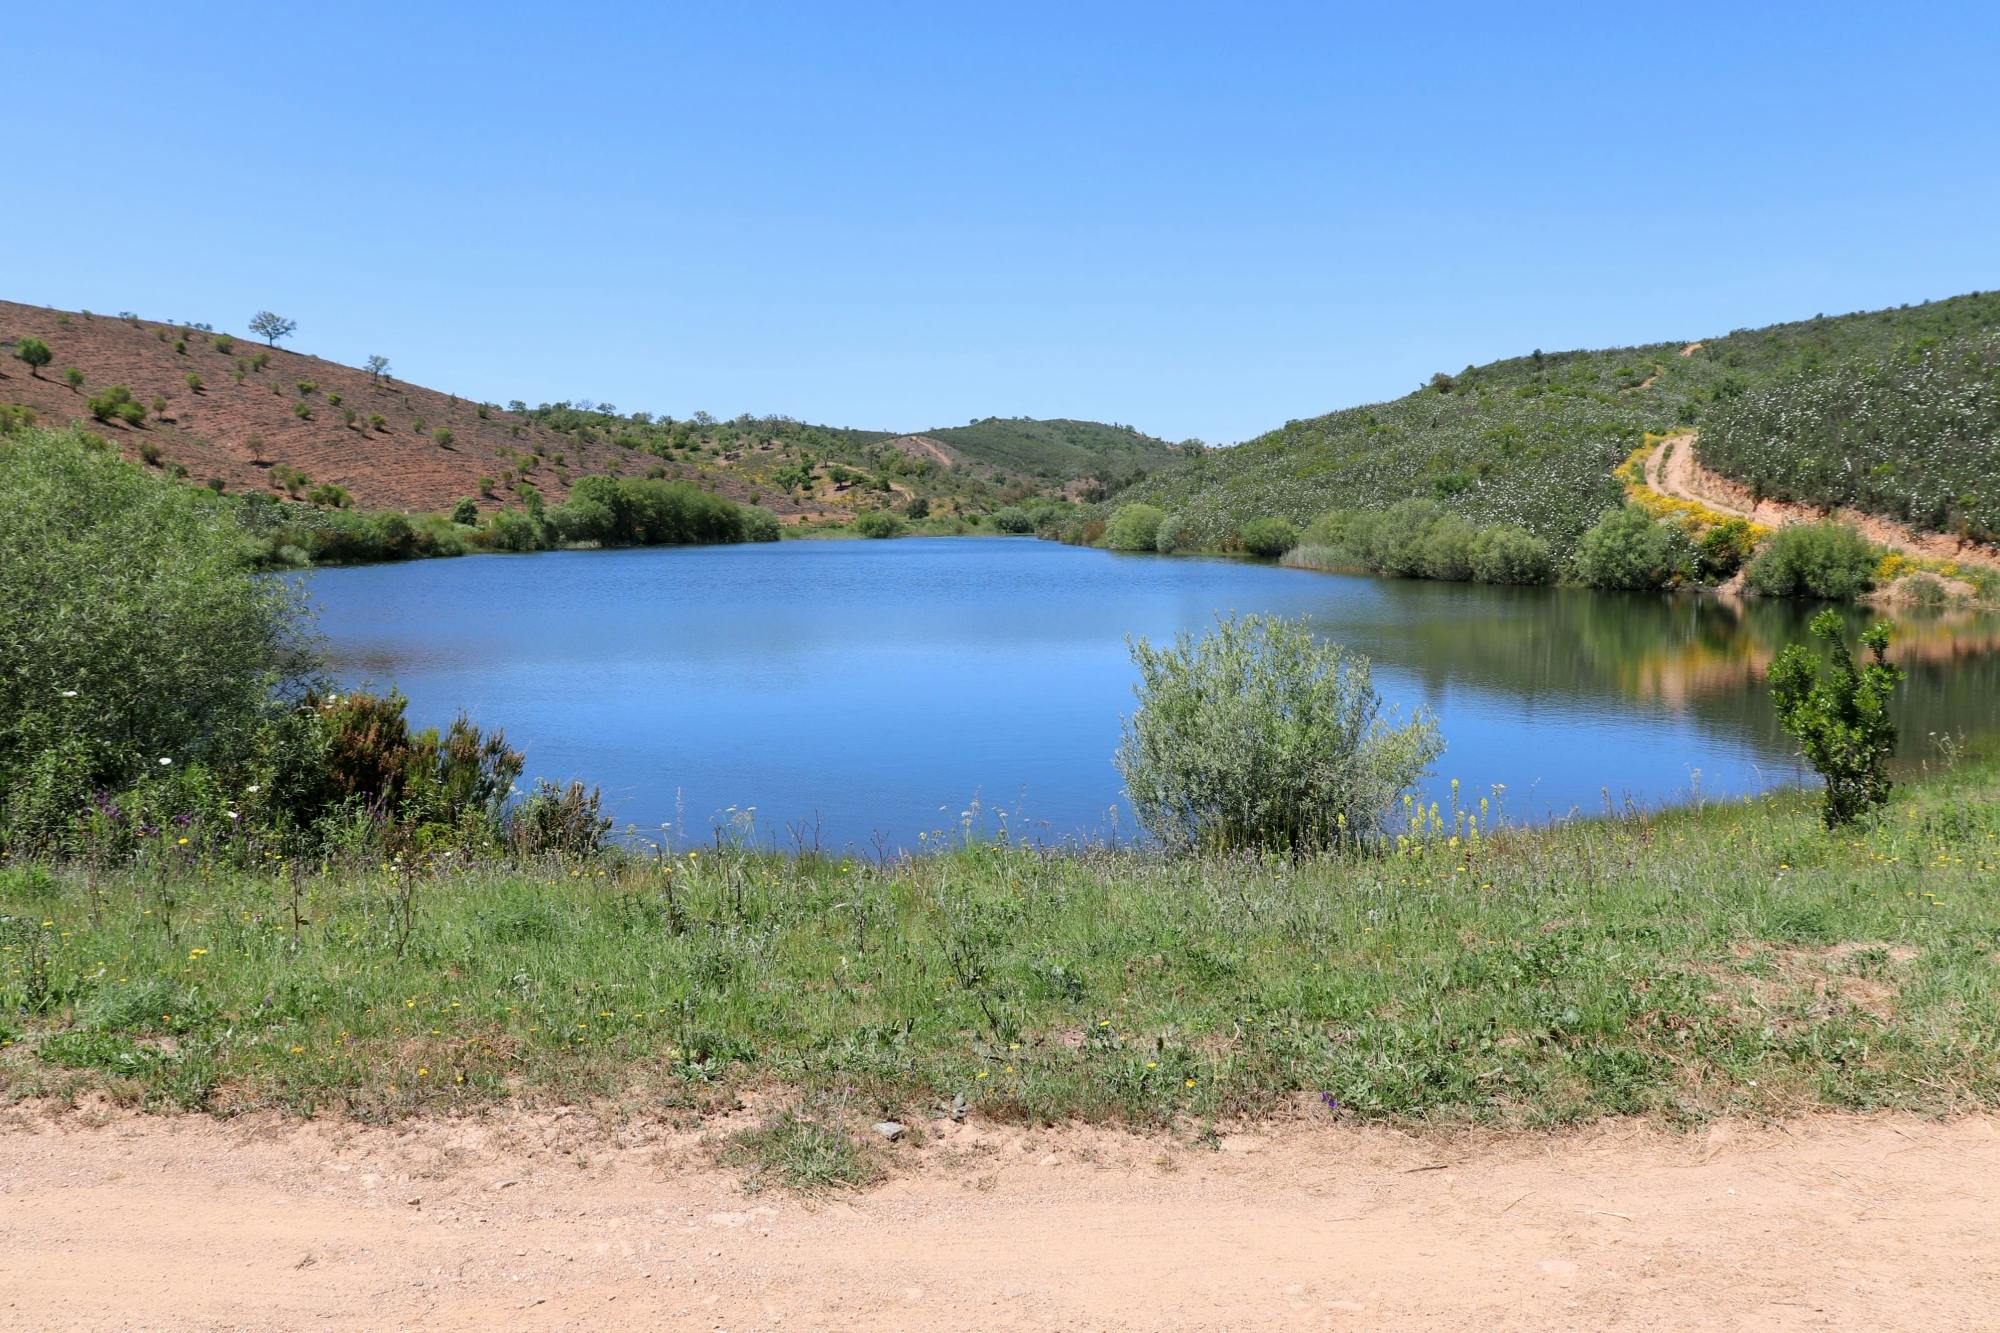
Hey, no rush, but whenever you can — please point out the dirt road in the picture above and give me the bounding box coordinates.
[1642,432,2000,573]
[6,1108,1998,1330]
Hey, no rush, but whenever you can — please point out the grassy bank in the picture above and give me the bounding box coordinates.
[4,753,1995,1133]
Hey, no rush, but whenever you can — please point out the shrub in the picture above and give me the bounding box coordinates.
[0,426,310,821]
[306,483,351,509]
[1103,502,1165,551]
[86,385,146,426]
[61,368,85,391]
[1696,518,1758,581]
[903,496,930,519]
[1743,522,1876,600]
[172,338,186,354]
[213,334,234,355]
[369,414,387,432]
[13,337,51,374]
[450,497,480,525]
[0,403,36,432]
[433,427,454,448]
[136,441,162,466]
[325,392,341,407]
[740,506,782,542]
[1239,517,1300,559]
[1115,614,1443,854]
[1152,511,1195,552]
[1572,505,1688,590]
[150,396,168,419]
[1769,610,1902,827]
[509,780,611,858]
[249,351,270,372]
[292,402,313,421]
[487,509,543,552]
[1469,524,1553,584]
[990,505,1034,534]
[851,509,903,539]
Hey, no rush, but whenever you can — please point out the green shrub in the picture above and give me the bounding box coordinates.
[1743,522,1876,600]
[1103,502,1165,551]
[85,385,147,426]
[61,368,85,391]
[1696,518,1758,581]
[1115,614,1443,854]
[0,426,310,825]
[1572,505,1688,590]
[450,497,480,525]
[213,334,234,355]
[509,780,611,858]
[13,337,51,374]
[292,401,313,421]
[851,509,904,538]
[433,427,454,448]
[1769,610,1903,827]
[990,506,1034,534]
[903,496,930,519]
[1239,517,1299,559]
[487,509,543,552]
[1469,524,1553,584]
[136,440,162,466]
[741,506,782,542]
[306,484,351,509]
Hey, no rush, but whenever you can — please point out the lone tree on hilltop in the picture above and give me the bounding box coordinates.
[14,337,52,376]
[249,311,296,347]
[365,354,390,384]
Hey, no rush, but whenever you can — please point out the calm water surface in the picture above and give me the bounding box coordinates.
[308,538,2000,849]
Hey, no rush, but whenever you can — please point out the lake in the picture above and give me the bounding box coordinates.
[308,537,2000,850]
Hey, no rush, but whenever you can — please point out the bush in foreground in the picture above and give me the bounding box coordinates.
[0,425,309,841]
[1116,614,1442,853]
[1769,609,1903,828]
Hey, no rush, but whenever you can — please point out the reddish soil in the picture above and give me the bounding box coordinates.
[2,1105,1996,1330]
[0,301,794,516]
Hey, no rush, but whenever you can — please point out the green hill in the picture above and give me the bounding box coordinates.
[923,417,1185,483]
[1700,330,1999,542]
[1114,291,2000,553]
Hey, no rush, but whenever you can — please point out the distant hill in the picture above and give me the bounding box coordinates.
[921,417,1184,482]
[1116,291,2000,552]
[0,300,1175,520]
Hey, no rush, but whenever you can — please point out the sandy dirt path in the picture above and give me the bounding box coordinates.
[4,1109,1999,1330]
[1643,432,2000,572]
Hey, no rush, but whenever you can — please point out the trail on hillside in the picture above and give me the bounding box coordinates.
[1643,432,2000,572]
[3,1107,1997,1331]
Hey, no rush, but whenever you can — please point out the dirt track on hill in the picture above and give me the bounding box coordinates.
[4,1108,1998,1330]
[1644,432,2000,572]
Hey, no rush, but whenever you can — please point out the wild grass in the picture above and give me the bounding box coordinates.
[4,752,1996,1131]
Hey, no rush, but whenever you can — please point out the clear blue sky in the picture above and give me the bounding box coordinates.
[7,2,1996,443]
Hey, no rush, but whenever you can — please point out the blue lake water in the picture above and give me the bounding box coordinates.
[307,537,2000,850]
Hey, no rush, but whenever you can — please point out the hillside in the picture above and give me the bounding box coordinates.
[923,417,1185,485]
[1116,291,2000,553]
[0,301,646,515]
[0,300,1173,523]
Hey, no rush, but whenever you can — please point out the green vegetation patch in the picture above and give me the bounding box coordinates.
[6,753,1997,1127]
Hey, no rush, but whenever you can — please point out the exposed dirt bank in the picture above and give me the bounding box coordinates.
[1644,432,2000,573]
[3,1107,1996,1330]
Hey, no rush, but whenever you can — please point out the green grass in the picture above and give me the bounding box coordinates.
[1120,290,2000,554]
[3,754,1997,1130]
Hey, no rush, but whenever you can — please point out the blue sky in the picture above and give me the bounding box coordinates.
[7,2,1996,443]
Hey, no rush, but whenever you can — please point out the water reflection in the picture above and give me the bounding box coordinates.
[307,539,2000,847]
